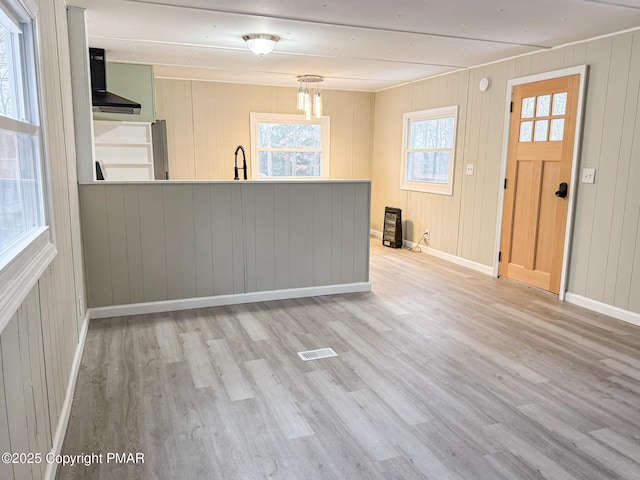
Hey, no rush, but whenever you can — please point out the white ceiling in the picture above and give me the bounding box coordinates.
[67,0,640,91]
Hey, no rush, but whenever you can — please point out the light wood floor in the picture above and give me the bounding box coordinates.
[58,240,640,479]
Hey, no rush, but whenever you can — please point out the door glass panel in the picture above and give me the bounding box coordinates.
[534,120,548,141]
[536,95,551,117]
[522,97,535,118]
[552,92,567,116]
[550,119,564,141]
[519,121,533,142]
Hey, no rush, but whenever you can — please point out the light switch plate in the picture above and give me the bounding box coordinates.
[466,164,474,175]
[581,168,596,184]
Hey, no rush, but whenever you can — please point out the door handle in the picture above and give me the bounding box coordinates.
[555,182,568,198]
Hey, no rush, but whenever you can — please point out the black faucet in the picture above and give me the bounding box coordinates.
[234,145,247,180]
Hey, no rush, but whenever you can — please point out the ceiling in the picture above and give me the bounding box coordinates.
[67,0,640,91]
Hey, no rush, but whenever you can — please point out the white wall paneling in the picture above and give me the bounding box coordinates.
[155,79,374,181]
[67,7,95,183]
[79,181,371,309]
[372,29,640,319]
[0,2,88,480]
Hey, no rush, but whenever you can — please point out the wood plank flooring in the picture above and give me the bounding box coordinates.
[57,240,640,479]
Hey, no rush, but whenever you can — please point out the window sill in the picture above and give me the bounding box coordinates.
[0,227,57,333]
[400,182,453,196]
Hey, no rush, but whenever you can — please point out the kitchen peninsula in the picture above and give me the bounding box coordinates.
[79,180,371,318]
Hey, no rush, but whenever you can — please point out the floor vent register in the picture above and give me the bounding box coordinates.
[297,348,338,361]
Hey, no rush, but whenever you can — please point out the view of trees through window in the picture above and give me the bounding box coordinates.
[401,106,457,195]
[0,25,15,118]
[0,15,43,255]
[257,122,323,177]
[0,131,41,252]
[407,116,455,183]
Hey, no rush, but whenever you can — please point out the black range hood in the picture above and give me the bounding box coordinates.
[89,48,141,115]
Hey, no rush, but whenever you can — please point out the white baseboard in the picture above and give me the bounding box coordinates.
[414,243,494,276]
[90,282,372,319]
[373,229,640,328]
[565,292,640,328]
[371,229,493,276]
[44,312,90,480]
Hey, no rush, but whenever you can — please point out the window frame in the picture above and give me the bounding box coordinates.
[400,105,458,195]
[0,0,56,332]
[249,112,330,179]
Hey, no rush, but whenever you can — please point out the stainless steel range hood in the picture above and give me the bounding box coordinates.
[89,48,141,115]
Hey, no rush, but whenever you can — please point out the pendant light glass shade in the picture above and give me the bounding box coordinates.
[297,85,305,110]
[313,90,322,117]
[304,87,311,120]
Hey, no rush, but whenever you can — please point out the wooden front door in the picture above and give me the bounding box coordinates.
[499,75,580,294]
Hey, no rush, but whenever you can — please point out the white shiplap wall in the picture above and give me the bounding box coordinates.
[155,79,374,181]
[372,30,640,316]
[0,1,86,479]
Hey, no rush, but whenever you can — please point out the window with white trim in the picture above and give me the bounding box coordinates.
[250,113,330,178]
[401,105,458,195]
[0,0,54,327]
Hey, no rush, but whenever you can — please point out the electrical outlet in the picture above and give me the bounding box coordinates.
[424,229,430,241]
[466,164,474,175]
[581,168,596,184]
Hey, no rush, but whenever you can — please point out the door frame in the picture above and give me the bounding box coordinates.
[493,65,588,300]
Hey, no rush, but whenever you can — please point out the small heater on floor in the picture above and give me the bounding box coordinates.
[383,207,402,248]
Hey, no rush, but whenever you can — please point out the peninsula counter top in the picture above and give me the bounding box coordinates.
[79,179,371,185]
[79,180,371,318]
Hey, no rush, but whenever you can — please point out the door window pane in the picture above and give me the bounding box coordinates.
[536,95,551,117]
[550,119,564,141]
[534,120,548,142]
[519,121,533,142]
[521,97,535,118]
[552,92,567,116]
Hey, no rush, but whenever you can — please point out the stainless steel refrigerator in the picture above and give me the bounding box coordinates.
[151,120,169,180]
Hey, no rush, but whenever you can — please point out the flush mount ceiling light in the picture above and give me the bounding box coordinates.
[242,34,280,56]
[297,75,324,120]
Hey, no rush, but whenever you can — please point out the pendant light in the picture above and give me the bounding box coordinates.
[297,75,324,120]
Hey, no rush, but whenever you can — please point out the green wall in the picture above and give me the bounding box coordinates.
[93,63,155,123]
